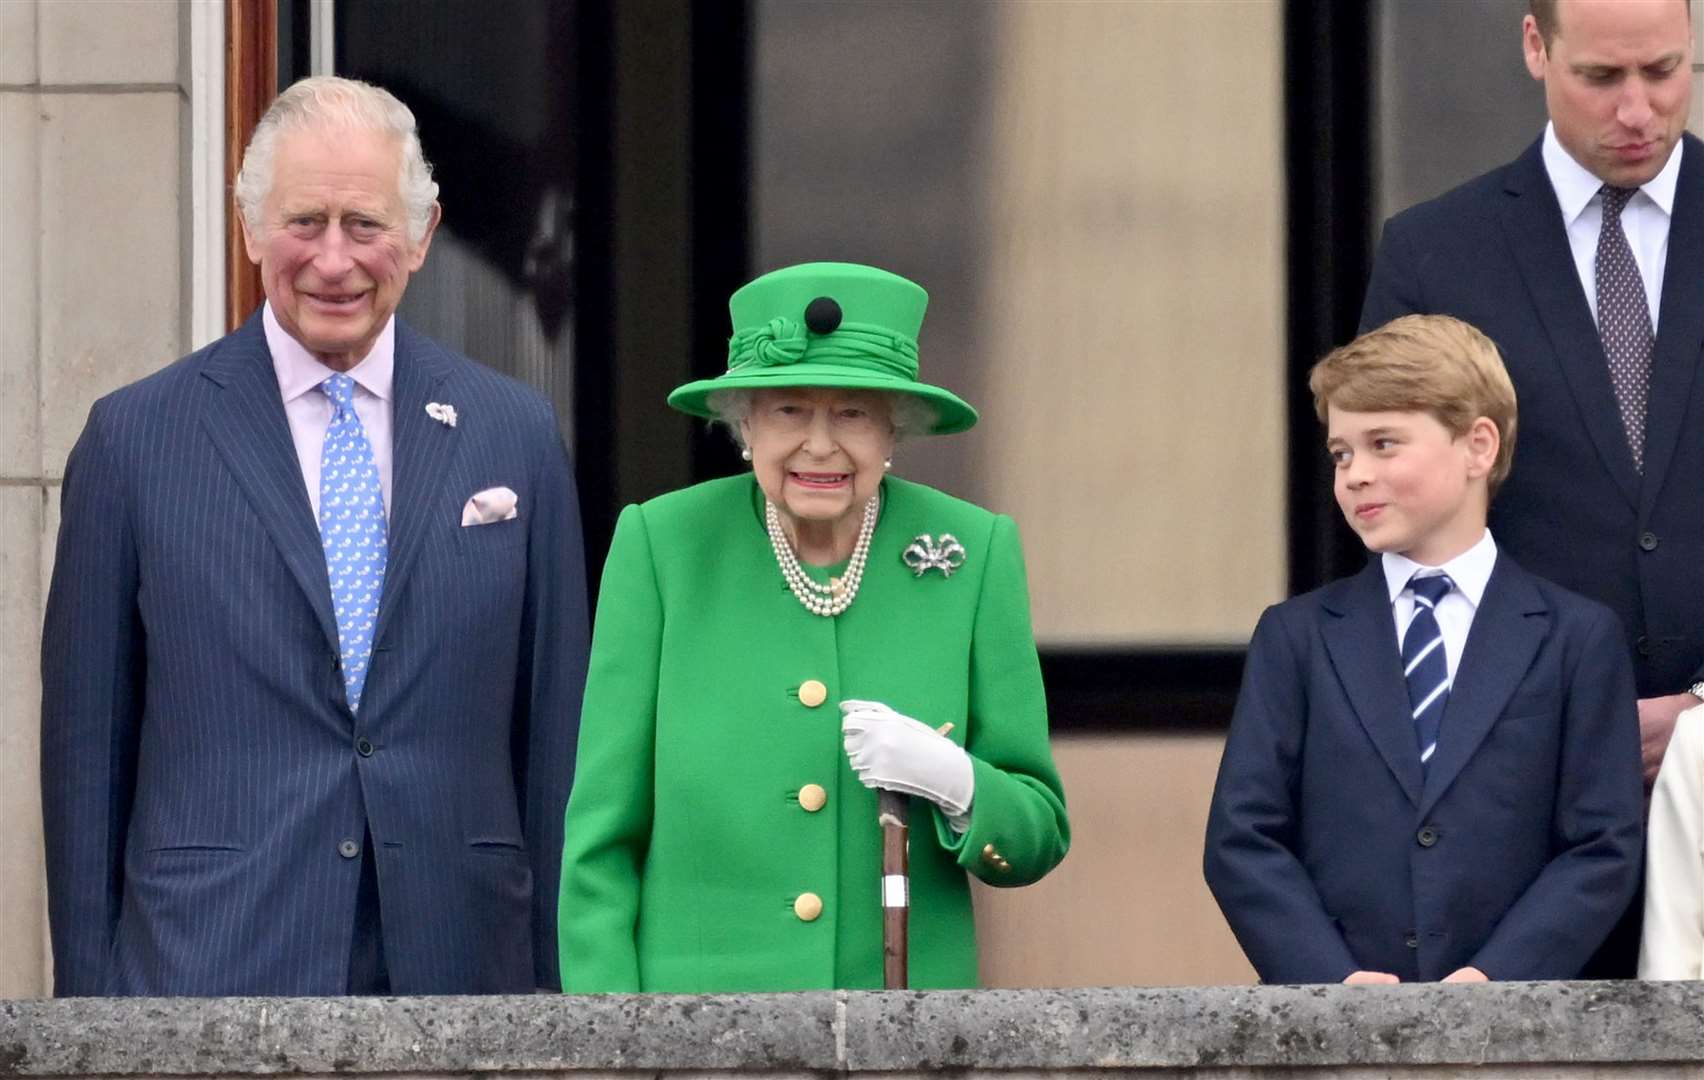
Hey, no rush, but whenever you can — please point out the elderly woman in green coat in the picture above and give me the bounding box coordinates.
[558,262,1069,992]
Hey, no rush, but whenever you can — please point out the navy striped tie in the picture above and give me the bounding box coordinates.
[1403,573,1454,767]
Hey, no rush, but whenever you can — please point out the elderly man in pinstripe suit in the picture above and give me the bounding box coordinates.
[40,76,589,996]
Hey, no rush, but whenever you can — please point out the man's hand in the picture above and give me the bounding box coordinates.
[1343,970,1400,985]
[1442,966,1488,983]
[1640,693,1701,789]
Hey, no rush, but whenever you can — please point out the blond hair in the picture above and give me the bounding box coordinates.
[1310,314,1518,494]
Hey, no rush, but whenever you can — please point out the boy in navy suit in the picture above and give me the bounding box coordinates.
[1204,314,1643,984]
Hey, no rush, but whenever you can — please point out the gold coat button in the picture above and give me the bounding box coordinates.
[794,892,824,921]
[799,679,828,708]
[981,843,1003,866]
[798,783,828,812]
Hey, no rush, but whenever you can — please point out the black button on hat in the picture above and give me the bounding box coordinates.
[804,296,843,334]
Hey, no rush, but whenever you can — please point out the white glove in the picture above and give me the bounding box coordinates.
[840,699,975,825]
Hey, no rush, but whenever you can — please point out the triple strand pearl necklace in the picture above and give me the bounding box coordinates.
[766,495,880,617]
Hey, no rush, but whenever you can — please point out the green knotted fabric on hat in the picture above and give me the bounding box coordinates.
[667,262,979,435]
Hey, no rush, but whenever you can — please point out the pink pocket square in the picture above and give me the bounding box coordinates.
[461,486,519,526]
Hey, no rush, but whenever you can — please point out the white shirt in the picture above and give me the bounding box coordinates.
[1641,703,1704,979]
[264,301,396,518]
[1382,530,1499,683]
[1542,121,1680,333]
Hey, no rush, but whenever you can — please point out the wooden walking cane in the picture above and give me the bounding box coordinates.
[878,788,910,989]
[878,721,954,989]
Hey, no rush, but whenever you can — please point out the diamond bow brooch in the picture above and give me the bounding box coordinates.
[903,533,967,578]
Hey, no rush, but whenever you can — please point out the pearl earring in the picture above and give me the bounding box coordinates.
[883,458,892,470]
[741,448,753,462]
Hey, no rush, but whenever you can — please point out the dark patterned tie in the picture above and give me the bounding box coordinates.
[1595,184,1654,472]
[1403,573,1454,769]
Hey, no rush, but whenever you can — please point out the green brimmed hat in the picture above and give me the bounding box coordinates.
[666,262,978,435]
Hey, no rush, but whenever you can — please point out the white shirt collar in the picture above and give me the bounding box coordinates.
[264,301,396,405]
[1382,529,1498,610]
[1542,120,1682,225]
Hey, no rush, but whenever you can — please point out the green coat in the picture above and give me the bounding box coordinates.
[558,475,1069,991]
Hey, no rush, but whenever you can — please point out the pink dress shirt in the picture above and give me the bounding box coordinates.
[264,302,396,518]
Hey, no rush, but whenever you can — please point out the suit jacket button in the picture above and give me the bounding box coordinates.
[1417,826,1439,848]
[1638,635,1654,657]
[1404,932,1419,949]
[799,679,828,708]
[794,892,824,921]
[1640,531,1660,552]
[355,737,374,757]
[338,838,360,859]
[798,783,827,812]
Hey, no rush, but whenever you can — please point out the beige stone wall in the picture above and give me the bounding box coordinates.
[973,0,1286,647]
[975,732,1254,987]
[0,0,191,997]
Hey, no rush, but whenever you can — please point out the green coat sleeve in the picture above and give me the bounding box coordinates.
[933,513,1070,885]
[558,504,660,992]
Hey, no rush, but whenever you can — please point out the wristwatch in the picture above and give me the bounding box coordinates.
[1689,681,1704,703]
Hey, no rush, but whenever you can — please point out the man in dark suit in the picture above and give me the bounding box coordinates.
[40,75,589,995]
[1361,0,1699,788]
[1204,315,1643,984]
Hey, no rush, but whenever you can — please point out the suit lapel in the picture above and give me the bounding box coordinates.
[1418,554,1549,817]
[198,314,340,653]
[1320,562,1423,806]
[1641,133,1704,509]
[372,322,462,646]
[1499,140,1641,509]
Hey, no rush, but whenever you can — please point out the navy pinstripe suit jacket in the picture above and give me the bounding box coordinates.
[41,313,589,996]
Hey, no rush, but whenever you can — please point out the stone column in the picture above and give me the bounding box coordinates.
[0,0,190,998]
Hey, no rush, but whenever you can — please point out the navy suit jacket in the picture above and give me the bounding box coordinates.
[1203,555,1642,983]
[40,314,589,996]
[1362,134,1704,698]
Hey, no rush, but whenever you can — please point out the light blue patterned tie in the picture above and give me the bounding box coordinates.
[318,373,387,712]
[1403,573,1454,769]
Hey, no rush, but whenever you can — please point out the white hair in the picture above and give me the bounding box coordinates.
[234,75,440,247]
[705,388,939,449]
